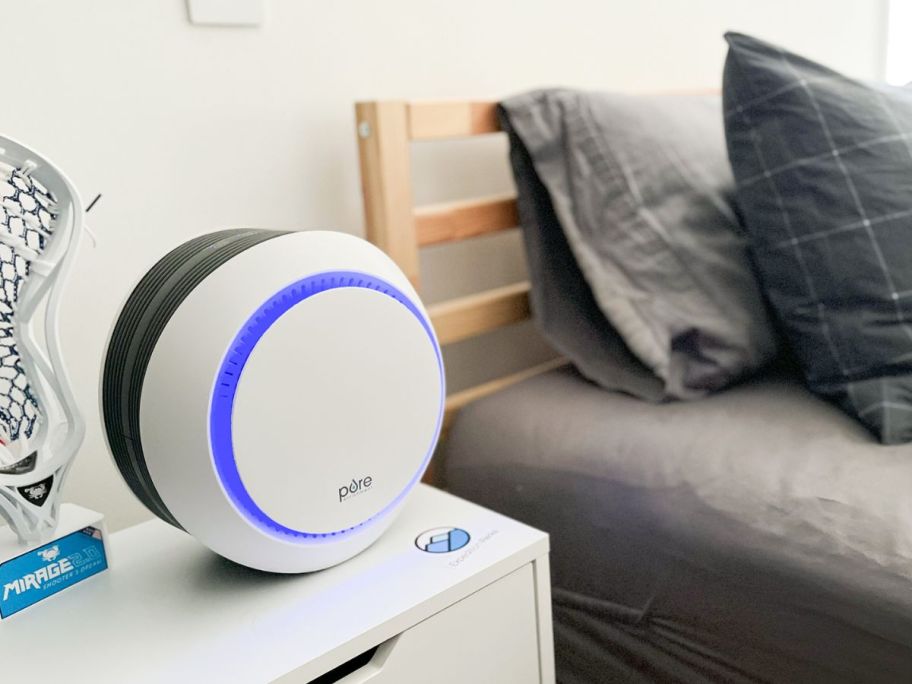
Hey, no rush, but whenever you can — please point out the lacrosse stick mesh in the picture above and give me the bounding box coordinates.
[0,164,55,464]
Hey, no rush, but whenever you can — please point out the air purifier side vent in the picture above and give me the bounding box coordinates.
[102,229,288,527]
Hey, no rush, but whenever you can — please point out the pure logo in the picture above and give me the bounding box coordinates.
[338,475,373,502]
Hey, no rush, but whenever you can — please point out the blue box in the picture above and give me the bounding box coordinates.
[0,505,108,620]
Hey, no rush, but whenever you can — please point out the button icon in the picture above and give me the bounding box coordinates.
[415,527,470,553]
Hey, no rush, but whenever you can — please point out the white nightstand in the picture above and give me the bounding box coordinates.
[0,485,554,683]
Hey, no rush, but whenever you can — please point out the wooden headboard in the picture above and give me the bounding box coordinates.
[354,100,565,463]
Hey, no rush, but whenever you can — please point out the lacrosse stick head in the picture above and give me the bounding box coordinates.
[0,135,85,544]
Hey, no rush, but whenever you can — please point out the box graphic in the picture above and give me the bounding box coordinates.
[0,525,108,619]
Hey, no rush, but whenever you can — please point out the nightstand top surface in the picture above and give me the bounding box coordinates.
[0,485,547,683]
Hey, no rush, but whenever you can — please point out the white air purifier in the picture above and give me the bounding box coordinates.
[102,230,444,572]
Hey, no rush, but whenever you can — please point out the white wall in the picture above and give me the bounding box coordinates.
[1,0,888,531]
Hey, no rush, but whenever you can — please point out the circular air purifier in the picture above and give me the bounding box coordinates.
[102,229,444,572]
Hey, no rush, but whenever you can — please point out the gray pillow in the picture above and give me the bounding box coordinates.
[500,89,778,399]
[723,32,912,444]
[500,107,665,401]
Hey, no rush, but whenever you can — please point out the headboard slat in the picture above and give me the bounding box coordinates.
[355,101,421,287]
[429,281,531,345]
[355,99,565,486]
[415,195,518,246]
[407,101,501,140]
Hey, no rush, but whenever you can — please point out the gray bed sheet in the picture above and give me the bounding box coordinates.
[442,367,912,683]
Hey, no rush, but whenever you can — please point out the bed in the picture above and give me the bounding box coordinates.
[354,99,912,683]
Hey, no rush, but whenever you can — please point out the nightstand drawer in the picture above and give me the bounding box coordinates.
[280,563,542,683]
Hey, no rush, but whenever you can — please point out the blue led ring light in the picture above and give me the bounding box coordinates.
[209,270,444,542]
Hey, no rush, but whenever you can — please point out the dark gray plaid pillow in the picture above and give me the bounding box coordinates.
[724,32,912,444]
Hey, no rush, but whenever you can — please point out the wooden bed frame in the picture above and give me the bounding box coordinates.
[354,100,565,480]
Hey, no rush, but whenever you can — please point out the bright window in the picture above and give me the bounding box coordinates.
[887,0,912,84]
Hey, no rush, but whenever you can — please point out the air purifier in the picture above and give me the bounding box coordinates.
[102,229,444,572]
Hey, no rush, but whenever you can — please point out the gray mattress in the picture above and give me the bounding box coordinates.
[442,366,912,683]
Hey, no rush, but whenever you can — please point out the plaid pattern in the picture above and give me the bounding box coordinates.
[724,32,912,444]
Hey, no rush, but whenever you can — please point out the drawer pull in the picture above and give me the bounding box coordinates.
[309,645,380,684]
